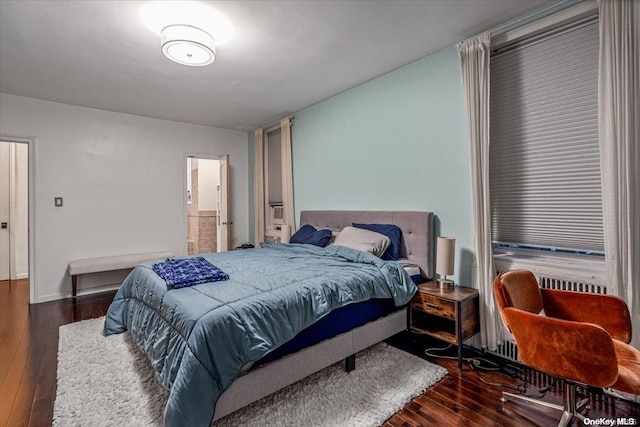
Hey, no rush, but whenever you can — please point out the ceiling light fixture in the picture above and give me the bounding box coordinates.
[161,24,215,66]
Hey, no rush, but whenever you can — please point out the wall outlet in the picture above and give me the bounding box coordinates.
[54,197,63,207]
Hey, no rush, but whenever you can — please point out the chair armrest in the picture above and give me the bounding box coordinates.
[541,289,632,343]
[503,307,618,387]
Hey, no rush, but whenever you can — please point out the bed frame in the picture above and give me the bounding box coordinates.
[213,210,434,421]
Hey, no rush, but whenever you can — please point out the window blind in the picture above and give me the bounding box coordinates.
[266,129,283,204]
[490,18,603,253]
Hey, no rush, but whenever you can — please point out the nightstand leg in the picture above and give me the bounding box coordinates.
[457,301,463,370]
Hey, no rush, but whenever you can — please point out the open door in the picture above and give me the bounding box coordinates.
[0,143,9,280]
[217,154,231,252]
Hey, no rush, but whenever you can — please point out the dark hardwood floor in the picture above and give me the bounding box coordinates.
[1,279,638,427]
[1,279,115,427]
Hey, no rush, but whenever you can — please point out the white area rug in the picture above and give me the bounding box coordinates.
[54,317,447,427]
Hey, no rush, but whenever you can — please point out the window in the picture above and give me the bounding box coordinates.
[264,128,283,234]
[490,16,603,256]
[266,129,283,206]
[254,117,293,245]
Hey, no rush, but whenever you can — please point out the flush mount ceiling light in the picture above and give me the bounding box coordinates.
[161,24,215,66]
[141,1,233,67]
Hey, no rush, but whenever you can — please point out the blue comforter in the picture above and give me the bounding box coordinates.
[103,243,417,426]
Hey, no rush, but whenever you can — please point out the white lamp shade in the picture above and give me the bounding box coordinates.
[436,237,455,276]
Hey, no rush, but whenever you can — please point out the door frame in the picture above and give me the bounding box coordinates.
[1,134,37,304]
[182,151,227,256]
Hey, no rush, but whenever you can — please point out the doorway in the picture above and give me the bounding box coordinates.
[186,154,231,255]
[0,141,29,284]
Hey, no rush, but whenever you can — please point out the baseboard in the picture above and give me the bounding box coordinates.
[36,284,121,303]
[15,272,29,280]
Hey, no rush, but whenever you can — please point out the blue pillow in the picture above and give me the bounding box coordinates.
[410,274,423,285]
[290,224,332,247]
[352,223,402,260]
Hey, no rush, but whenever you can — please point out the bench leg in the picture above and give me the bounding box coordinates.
[72,275,77,299]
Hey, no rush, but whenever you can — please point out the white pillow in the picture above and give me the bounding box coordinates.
[332,226,391,257]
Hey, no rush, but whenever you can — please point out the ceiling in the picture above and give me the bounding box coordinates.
[0,0,549,131]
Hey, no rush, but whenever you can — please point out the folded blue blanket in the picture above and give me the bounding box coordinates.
[152,257,229,288]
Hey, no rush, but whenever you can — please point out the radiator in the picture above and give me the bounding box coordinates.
[494,339,518,361]
[539,275,607,294]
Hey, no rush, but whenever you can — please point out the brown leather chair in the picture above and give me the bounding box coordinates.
[493,270,640,427]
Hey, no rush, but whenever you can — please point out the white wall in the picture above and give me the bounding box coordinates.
[0,93,249,302]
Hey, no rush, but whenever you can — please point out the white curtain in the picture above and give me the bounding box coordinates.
[458,34,502,351]
[253,128,265,245]
[280,117,295,234]
[598,0,639,349]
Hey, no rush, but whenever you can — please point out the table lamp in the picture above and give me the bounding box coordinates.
[436,237,455,289]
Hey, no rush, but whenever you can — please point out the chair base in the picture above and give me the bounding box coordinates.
[501,381,589,427]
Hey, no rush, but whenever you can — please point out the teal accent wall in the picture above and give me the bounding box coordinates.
[291,47,474,285]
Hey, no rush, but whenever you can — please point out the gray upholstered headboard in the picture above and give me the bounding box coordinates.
[299,210,434,279]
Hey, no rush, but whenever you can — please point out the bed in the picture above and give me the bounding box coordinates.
[104,210,434,426]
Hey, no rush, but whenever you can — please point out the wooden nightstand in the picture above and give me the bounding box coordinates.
[410,281,480,370]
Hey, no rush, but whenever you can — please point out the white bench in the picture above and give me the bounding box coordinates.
[68,251,174,297]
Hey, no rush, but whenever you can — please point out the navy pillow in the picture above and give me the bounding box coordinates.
[410,274,423,285]
[352,223,402,260]
[290,224,332,247]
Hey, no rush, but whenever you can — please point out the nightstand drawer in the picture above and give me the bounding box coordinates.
[412,293,455,320]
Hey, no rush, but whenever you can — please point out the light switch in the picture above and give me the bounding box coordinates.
[54,197,63,207]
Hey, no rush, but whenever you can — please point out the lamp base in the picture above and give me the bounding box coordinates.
[437,279,454,289]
